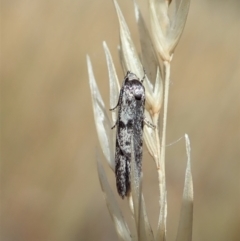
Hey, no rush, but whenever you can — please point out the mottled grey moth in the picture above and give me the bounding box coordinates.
[110,71,154,198]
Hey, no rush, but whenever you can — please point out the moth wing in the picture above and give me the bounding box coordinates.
[116,124,132,158]
[115,140,131,198]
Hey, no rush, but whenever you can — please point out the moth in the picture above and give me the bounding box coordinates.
[110,71,154,198]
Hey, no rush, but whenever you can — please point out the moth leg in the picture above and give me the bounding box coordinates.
[111,120,118,129]
[110,103,119,111]
[110,87,123,111]
[144,117,156,129]
[110,99,120,129]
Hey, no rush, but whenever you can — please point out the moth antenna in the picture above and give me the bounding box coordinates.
[141,68,146,83]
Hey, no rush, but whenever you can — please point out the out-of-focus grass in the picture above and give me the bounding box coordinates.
[1,0,240,241]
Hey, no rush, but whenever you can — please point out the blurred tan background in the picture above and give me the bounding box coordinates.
[2,0,240,240]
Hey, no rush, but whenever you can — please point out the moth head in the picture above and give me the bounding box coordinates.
[126,71,139,82]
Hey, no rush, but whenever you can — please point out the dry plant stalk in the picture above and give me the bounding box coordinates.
[87,0,193,240]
